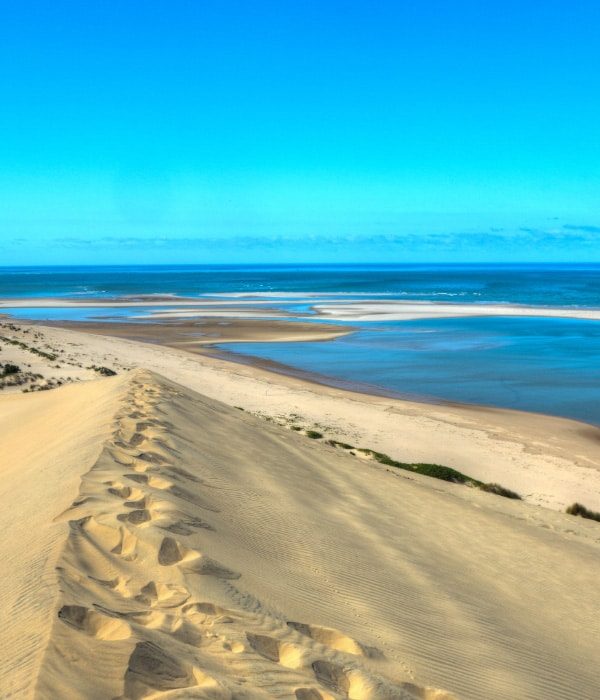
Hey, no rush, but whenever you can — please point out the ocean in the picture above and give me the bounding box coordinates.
[1,263,600,306]
[1,264,599,424]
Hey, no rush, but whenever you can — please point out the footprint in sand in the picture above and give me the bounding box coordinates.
[246,632,305,669]
[87,575,131,597]
[123,495,149,509]
[130,461,154,473]
[126,432,146,447]
[158,537,240,579]
[135,419,173,431]
[183,602,238,625]
[107,484,134,499]
[312,660,450,700]
[110,525,139,560]
[135,450,171,465]
[106,483,145,501]
[288,621,383,659]
[69,516,137,560]
[117,508,152,525]
[312,660,371,698]
[135,581,190,609]
[109,447,136,466]
[58,605,131,641]
[123,641,218,698]
[124,473,173,490]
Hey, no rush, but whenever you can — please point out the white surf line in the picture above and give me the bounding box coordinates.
[0,297,337,309]
[3,295,600,323]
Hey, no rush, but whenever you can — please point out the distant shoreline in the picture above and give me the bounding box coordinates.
[2,316,599,516]
[5,309,600,426]
[2,294,600,322]
[7,311,599,428]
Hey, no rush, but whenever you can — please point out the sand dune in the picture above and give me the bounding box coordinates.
[0,378,121,696]
[2,369,600,698]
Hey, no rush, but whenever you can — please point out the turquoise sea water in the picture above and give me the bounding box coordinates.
[1,264,599,424]
[1,263,600,306]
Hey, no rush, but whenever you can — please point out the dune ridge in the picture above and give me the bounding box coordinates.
[0,376,123,697]
[34,370,451,699]
[2,369,600,699]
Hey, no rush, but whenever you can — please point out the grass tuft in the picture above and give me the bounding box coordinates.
[354,447,520,497]
[89,365,117,376]
[0,363,20,377]
[566,502,600,522]
[480,483,521,499]
[410,462,477,484]
[328,439,355,450]
[0,336,57,361]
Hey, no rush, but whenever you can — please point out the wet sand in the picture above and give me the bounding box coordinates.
[40,317,354,345]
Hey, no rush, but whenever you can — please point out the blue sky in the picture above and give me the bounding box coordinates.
[2,1,600,264]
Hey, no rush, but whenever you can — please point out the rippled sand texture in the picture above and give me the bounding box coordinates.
[1,370,599,698]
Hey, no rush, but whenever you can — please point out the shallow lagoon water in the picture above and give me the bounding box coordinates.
[221,316,600,425]
[2,265,600,424]
[2,306,144,322]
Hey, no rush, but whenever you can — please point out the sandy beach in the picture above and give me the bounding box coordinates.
[1,319,600,699]
[42,317,355,346]
[4,319,599,513]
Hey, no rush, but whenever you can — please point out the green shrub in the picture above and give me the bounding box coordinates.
[328,440,355,450]
[566,503,600,522]
[359,450,522,497]
[297,430,521,502]
[480,482,521,499]
[356,448,405,465]
[1,363,20,377]
[0,336,56,361]
[94,366,117,376]
[410,462,478,484]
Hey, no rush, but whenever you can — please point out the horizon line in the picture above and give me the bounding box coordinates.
[2,261,600,269]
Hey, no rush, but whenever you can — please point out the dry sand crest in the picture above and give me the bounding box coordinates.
[1,368,599,698]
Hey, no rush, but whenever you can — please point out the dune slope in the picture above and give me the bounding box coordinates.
[1,370,599,699]
[0,376,124,697]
